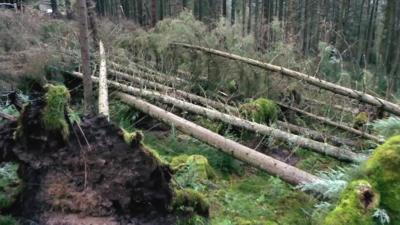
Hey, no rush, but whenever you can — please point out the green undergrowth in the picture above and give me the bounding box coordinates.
[239,98,278,124]
[0,163,22,225]
[143,132,318,224]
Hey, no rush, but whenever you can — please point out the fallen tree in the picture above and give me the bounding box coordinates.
[115,92,321,185]
[303,97,358,115]
[171,43,400,117]
[69,71,366,163]
[278,103,382,143]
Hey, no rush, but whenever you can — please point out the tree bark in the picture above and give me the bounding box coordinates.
[77,0,94,113]
[98,41,109,120]
[69,71,366,163]
[116,93,320,185]
[171,43,400,116]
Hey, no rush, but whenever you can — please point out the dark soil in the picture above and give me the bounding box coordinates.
[0,99,176,225]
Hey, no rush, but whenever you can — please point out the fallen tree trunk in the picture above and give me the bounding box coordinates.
[70,71,366,163]
[0,111,16,121]
[303,97,358,115]
[172,43,400,116]
[109,69,238,113]
[278,103,382,143]
[110,62,187,86]
[276,121,357,147]
[115,92,320,185]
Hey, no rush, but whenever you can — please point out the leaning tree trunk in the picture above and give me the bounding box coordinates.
[77,0,94,113]
[69,71,367,163]
[98,41,109,119]
[116,92,321,185]
[171,43,400,116]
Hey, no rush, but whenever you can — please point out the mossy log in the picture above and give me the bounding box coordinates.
[278,103,382,143]
[69,71,366,162]
[116,92,320,185]
[171,43,400,117]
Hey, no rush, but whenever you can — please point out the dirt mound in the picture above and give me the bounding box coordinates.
[0,98,176,225]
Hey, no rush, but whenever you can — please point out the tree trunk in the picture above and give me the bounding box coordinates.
[87,0,99,47]
[77,0,94,113]
[171,43,400,116]
[116,93,321,185]
[98,40,109,120]
[50,0,60,17]
[231,0,236,25]
[278,103,381,143]
[151,0,157,26]
[69,71,366,163]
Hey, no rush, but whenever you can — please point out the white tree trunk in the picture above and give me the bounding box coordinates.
[98,40,109,120]
[116,92,321,185]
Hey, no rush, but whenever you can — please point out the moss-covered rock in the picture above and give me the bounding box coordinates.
[363,135,400,223]
[323,180,379,225]
[239,98,278,124]
[0,163,22,210]
[0,215,19,225]
[173,188,209,216]
[42,85,70,140]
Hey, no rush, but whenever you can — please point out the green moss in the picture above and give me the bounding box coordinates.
[173,188,210,216]
[122,128,139,145]
[354,112,369,127]
[323,180,379,225]
[0,215,19,225]
[363,135,400,223]
[171,155,216,190]
[239,98,278,124]
[42,85,70,140]
[0,163,22,210]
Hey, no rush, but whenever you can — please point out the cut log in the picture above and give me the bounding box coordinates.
[171,43,400,116]
[98,40,109,120]
[109,69,238,113]
[116,92,320,185]
[69,71,366,163]
[278,103,382,143]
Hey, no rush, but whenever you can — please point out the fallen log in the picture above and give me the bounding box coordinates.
[303,97,358,115]
[278,103,382,143]
[171,43,400,116]
[276,121,357,147]
[116,92,320,185]
[109,69,238,113]
[69,71,366,163]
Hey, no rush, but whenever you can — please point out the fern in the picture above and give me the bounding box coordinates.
[371,117,400,140]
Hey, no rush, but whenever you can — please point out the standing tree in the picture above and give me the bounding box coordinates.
[77,0,94,113]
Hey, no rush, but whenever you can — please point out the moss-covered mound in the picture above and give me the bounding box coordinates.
[239,98,278,124]
[171,154,216,190]
[42,85,70,140]
[363,135,400,223]
[173,188,210,217]
[323,180,379,225]
[354,112,368,129]
[0,163,22,211]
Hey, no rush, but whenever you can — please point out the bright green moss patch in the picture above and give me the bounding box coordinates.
[239,98,278,124]
[323,180,379,225]
[363,135,400,222]
[42,85,70,140]
[173,188,210,216]
[354,112,368,128]
[0,163,22,210]
[0,215,19,225]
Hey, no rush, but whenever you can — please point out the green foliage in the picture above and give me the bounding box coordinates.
[0,163,22,210]
[0,215,19,225]
[363,135,400,223]
[239,98,278,124]
[171,155,216,191]
[173,188,210,216]
[176,215,208,225]
[42,85,70,140]
[371,117,400,140]
[354,112,369,127]
[323,180,379,225]
[109,100,140,132]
